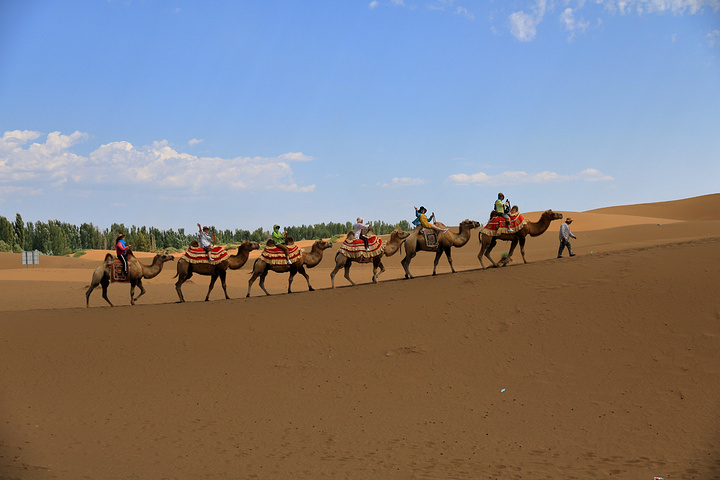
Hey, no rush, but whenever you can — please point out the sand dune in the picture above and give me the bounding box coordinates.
[1,194,719,479]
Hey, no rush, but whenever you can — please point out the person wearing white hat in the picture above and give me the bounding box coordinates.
[558,217,577,258]
[353,217,371,251]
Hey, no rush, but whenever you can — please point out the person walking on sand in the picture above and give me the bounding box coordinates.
[272,224,292,265]
[197,223,214,262]
[558,217,577,258]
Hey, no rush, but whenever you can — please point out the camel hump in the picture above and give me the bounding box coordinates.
[103,253,114,263]
[434,221,447,229]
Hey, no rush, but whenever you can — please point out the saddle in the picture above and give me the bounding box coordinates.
[260,244,303,265]
[182,245,230,265]
[421,229,438,248]
[340,235,383,262]
[108,258,128,283]
[482,211,527,237]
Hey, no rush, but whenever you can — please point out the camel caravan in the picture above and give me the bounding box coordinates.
[86,198,565,306]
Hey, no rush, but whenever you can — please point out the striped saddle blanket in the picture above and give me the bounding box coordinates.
[260,244,303,265]
[340,236,383,262]
[182,245,230,265]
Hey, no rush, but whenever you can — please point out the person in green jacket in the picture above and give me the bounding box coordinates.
[494,193,514,233]
[271,224,292,265]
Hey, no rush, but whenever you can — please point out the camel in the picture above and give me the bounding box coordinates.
[478,209,563,269]
[401,219,481,279]
[330,228,410,288]
[174,240,260,302]
[85,249,175,307]
[246,239,333,297]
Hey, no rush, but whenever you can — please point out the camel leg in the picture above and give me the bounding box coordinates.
[205,273,219,301]
[100,278,113,307]
[291,265,313,293]
[330,255,346,288]
[401,252,416,279]
[444,247,456,273]
[133,279,146,304]
[484,239,499,268]
[343,261,355,286]
[501,238,520,266]
[219,269,229,299]
[518,237,527,264]
[372,257,385,283]
[175,274,186,303]
[259,270,271,296]
[477,242,488,270]
[247,272,259,297]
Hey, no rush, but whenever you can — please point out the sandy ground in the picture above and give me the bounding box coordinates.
[1,195,719,479]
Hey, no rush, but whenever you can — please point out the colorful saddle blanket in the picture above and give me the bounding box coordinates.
[481,213,527,236]
[107,258,128,283]
[340,236,383,262]
[421,229,438,248]
[260,244,303,265]
[182,245,230,265]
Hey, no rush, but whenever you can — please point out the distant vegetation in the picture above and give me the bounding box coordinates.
[0,213,411,256]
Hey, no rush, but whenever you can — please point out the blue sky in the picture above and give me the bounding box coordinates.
[1,0,719,231]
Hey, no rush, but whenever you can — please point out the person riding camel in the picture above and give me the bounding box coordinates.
[416,206,448,233]
[354,217,371,252]
[272,224,292,265]
[115,233,131,274]
[494,193,514,233]
[197,223,214,262]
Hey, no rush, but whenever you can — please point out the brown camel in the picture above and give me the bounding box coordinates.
[401,219,481,279]
[477,209,563,269]
[330,228,410,288]
[246,239,333,297]
[174,240,260,302]
[85,249,175,307]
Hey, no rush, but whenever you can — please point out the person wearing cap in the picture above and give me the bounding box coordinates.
[197,223,214,262]
[558,217,577,258]
[115,233,131,274]
[271,224,292,265]
[494,193,513,233]
[353,217,372,252]
[415,206,448,233]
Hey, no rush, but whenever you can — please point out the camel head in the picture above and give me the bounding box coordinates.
[542,210,564,222]
[156,251,175,263]
[238,240,260,252]
[313,239,333,251]
[459,219,482,230]
[390,228,410,241]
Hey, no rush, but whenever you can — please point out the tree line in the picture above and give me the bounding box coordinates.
[0,213,411,256]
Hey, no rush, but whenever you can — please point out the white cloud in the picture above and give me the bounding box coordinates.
[369,0,379,9]
[188,138,203,146]
[509,10,541,41]
[560,8,590,40]
[456,6,475,20]
[378,176,426,187]
[0,130,315,195]
[446,168,614,185]
[707,28,720,46]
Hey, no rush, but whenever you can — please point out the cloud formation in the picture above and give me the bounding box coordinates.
[378,176,426,187]
[446,168,614,185]
[0,130,316,197]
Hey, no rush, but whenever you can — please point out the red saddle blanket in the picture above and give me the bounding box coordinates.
[481,213,527,236]
[260,244,303,265]
[107,259,128,283]
[182,245,230,265]
[340,236,383,260]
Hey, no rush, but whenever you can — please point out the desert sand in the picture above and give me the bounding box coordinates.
[1,194,719,479]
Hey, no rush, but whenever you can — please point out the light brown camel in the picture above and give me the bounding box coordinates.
[478,209,563,269]
[401,219,481,279]
[174,240,260,302]
[246,239,333,297]
[85,249,175,307]
[330,228,410,288]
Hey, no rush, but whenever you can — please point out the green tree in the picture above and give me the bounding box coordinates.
[13,214,25,249]
[0,215,13,245]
